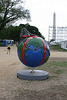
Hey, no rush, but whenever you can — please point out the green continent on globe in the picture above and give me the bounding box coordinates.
[25,38,44,54]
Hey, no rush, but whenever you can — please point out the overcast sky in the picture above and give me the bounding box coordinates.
[15,0,67,40]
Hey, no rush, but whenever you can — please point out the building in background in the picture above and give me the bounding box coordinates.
[48,12,67,42]
[48,26,67,42]
[57,27,67,42]
[48,26,53,41]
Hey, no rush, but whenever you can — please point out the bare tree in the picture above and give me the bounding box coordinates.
[0,0,31,31]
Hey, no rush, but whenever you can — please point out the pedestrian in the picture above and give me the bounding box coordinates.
[7,42,11,54]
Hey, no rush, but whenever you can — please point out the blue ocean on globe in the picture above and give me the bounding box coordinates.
[25,45,44,67]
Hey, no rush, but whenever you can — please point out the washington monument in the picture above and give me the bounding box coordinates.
[53,12,56,40]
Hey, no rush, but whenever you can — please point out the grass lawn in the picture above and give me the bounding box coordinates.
[27,61,67,75]
[50,45,67,52]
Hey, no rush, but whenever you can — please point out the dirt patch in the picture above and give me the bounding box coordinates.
[49,57,67,62]
[0,45,67,100]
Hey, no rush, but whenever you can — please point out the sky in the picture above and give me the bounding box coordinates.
[15,0,67,40]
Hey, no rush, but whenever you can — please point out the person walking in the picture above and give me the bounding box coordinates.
[7,42,11,54]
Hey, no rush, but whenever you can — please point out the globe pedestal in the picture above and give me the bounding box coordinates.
[17,70,49,80]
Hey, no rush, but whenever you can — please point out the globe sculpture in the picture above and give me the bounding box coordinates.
[17,28,50,80]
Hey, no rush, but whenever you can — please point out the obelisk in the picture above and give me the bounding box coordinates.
[53,12,56,40]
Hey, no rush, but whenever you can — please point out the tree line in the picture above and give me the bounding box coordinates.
[0,24,45,41]
[0,0,45,41]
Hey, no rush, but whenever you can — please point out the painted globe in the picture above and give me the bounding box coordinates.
[17,36,50,67]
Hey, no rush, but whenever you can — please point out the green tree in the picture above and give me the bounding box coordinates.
[0,24,45,41]
[7,25,21,41]
[19,24,45,39]
[0,0,30,31]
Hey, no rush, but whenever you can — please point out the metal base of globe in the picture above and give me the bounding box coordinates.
[17,70,49,80]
